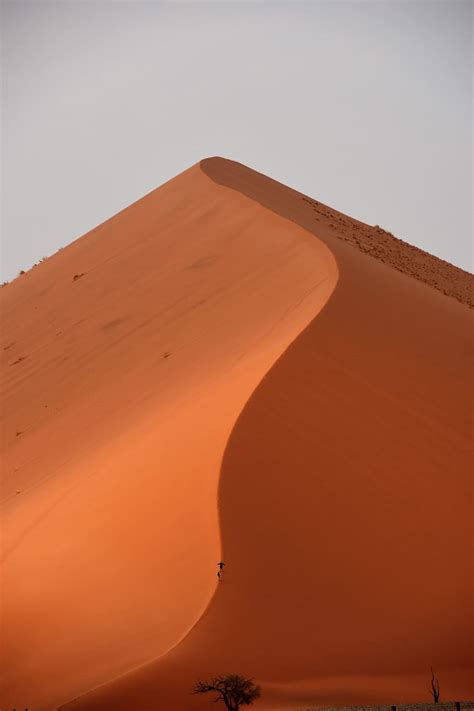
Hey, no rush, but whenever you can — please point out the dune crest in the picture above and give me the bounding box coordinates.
[202,158,473,308]
[1,163,337,709]
[59,159,473,710]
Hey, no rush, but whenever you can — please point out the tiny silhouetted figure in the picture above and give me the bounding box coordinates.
[430,666,440,703]
[193,674,261,711]
[217,571,221,581]
[217,561,225,570]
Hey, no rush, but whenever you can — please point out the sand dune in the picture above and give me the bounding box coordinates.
[1,162,336,709]
[1,158,472,710]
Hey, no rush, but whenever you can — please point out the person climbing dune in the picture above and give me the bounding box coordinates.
[217,560,225,571]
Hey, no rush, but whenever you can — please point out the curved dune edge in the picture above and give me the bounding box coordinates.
[60,159,473,710]
[1,163,338,710]
[201,158,473,309]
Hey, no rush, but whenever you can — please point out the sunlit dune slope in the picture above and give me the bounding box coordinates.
[0,163,337,710]
[61,158,473,710]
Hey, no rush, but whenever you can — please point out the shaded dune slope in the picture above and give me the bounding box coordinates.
[1,164,337,709]
[62,159,473,710]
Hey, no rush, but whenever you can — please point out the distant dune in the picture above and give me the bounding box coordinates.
[1,159,472,711]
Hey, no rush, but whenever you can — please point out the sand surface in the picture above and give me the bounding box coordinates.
[1,159,472,710]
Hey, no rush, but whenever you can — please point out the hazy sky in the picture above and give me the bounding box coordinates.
[1,0,472,281]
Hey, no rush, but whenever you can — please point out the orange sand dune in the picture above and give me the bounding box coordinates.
[1,159,473,711]
[1,162,336,709]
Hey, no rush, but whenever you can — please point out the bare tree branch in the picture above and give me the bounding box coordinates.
[192,674,261,710]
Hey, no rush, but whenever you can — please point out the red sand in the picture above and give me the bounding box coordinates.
[1,158,472,711]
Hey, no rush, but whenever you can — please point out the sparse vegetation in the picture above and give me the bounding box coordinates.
[430,667,440,703]
[192,674,261,710]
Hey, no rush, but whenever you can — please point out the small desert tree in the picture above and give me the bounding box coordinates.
[430,667,440,703]
[192,674,261,711]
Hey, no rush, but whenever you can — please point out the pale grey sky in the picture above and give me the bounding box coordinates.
[1,0,472,281]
